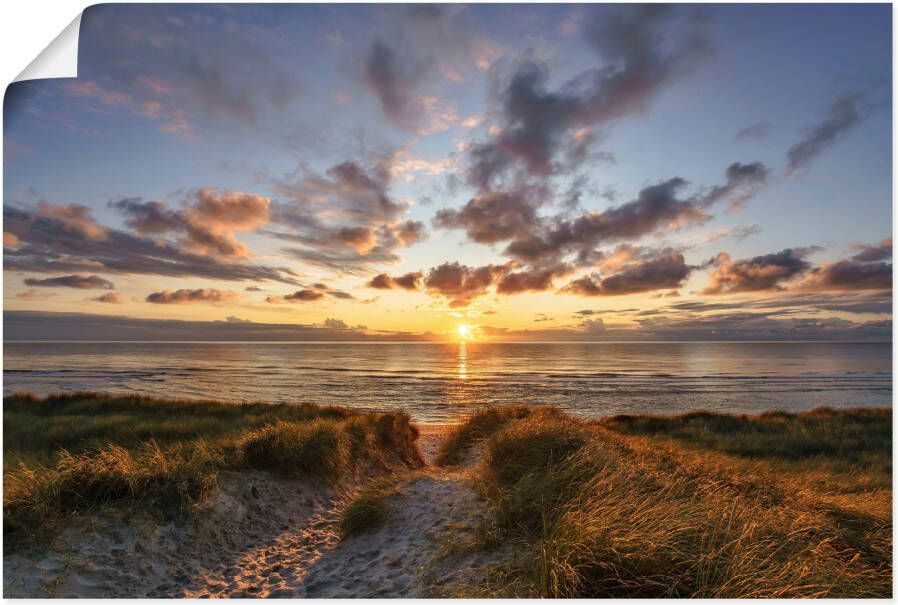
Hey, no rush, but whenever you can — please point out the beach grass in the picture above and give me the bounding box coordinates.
[339,473,411,539]
[3,392,423,544]
[456,406,892,598]
[434,405,533,466]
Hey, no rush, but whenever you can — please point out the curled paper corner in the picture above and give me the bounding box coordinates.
[14,12,82,83]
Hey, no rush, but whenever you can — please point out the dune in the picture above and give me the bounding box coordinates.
[3,394,892,598]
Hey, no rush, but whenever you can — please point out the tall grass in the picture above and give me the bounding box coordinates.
[4,393,423,545]
[465,406,892,598]
[435,405,532,466]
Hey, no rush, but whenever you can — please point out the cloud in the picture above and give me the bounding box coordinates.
[504,177,710,265]
[35,202,108,240]
[92,292,122,303]
[269,289,325,303]
[561,251,692,296]
[269,159,426,274]
[660,291,891,316]
[580,318,606,333]
[700,162,769,210]
[798,260,892,291]
[851,237,892,263]
[72,5,305,137]
[146,289,237,304]
[5,204,297,284]
[423,262,510,307]
[322,318,349,329]
[466,5,712,187]
[496,264,573,294]
[437,163,766,275]
[359,5,492,131]
[734,121,771,140]
[367,271,424,290]
[701,248,817,294]
[24,274,114,289]
[786,94,865,175]
[245,286,264,292]
[364,40,429,131]
[433,189,541,244]
[2,311,405,342]
[111,188,271,257]
[309,282,356,300]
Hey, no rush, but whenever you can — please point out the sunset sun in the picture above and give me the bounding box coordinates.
[456,324,473,340]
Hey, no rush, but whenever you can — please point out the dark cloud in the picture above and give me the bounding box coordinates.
[496,264,573,294]
[423,262,510,307]
[74,4,305,136]
[322,318,349,329]
[24,274,114,289]
[282,289,325,302]
[112,189,271,258]
[561,251,691,296]
[700,162,769,210]
[433,189,541,244]
[786,94,865,175]
[146,288,237,304]
[310,282,356,300]
[466,5,712,187]
[359,5,487,131]
[573,308,640,317]
[799,260,892,291]
[734,121,771,140]
[364,40,428,130]
[701,248,817,294]
[851,237,892,263]
[269,159,426,274]
[580,318,606,333]
[367,271,424,290]
[438,162,766,273]
[663,291,891,316]
[92,292,122,304]
[505,177,709,265]
[5,204,297,284]
[2,311,410,342]
[245,286,264,292]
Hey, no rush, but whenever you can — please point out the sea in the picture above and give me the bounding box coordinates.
[3,341,891,424]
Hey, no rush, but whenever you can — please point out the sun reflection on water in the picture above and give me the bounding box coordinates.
[456,341,467,380]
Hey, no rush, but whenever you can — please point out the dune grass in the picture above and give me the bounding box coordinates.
[339,474,409,539]
[4,391,352,469]
[4,392,423,545]
[435,405,532,466]
[460,406,891,598]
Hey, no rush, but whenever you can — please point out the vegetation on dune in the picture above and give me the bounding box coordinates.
[339,474,409,539]
[435,405,532,466]
[603,406,892,462]
[3,392,423,545]
[458,406,892,598]
[4,391,351,468]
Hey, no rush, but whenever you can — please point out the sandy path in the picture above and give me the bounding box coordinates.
[4,423,506,598]
[4,471,347,598]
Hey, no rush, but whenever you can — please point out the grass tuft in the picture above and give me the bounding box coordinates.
[339,474,408,539]
[435,405,532,466]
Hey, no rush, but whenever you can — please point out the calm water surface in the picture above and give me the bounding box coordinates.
[3,341,891,423]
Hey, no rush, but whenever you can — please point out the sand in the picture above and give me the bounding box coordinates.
[4,423,510,598]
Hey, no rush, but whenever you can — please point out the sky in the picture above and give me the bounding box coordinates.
[2,3,893,341]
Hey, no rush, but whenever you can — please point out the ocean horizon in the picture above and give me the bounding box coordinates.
[5,340,890,424]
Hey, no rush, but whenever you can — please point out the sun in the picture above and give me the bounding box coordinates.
[456,324,473,340]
